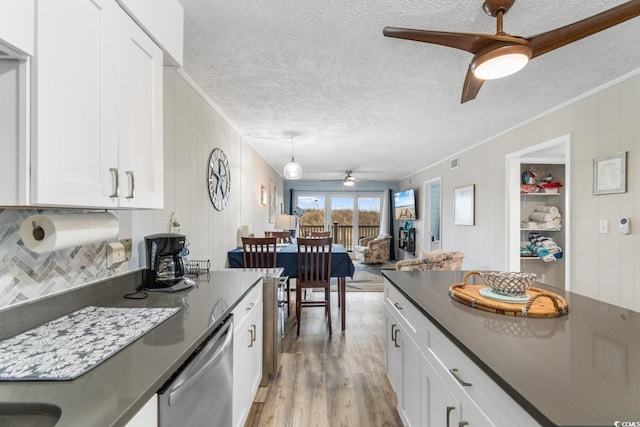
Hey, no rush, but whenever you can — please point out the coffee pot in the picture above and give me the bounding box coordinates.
[144,233,193,292]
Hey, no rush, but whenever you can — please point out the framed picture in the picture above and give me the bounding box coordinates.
[454,185,475,226]
[269,181,277,223]
[593,152,627,195]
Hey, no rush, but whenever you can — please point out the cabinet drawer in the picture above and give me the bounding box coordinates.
[233,284,262,332]
[385,281,428,349]
[428,330,539,427]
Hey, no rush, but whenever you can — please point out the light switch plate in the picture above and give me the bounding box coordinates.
[599,219,609,234]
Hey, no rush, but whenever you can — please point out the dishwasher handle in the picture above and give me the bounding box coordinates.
[167,319,234,406]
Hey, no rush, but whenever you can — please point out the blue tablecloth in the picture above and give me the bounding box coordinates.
[227,244,355,278]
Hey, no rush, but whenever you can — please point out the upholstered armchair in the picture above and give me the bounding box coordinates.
[355,234,392,264]
[395,251,465,271]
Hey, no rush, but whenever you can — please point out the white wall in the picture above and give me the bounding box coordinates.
[157,68,283,269]
[402,71,640,311]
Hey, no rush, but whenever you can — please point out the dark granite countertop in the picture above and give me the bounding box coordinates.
[382,270,640,427]
[0,269,266,426]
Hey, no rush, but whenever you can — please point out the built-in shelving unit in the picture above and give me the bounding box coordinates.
[519,163,566,286]
[398,227,415,255]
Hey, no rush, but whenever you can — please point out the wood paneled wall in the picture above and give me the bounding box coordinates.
[402,71,640,311]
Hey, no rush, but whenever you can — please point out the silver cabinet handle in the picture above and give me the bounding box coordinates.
[248,326,255,347]
[450,368,472,387]
[391,324,398,343]
[109,168,119,198]
[125,171,135,199]
[446,406,455,427]
[246,302,255,312]
[251,324,256,343]
[459,422,469,427]
[394,302,403,310]
[393,328,400,347]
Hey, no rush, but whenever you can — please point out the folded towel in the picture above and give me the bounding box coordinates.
[535,206,560,215]
[529,212,559,223]
[539,221,562,230]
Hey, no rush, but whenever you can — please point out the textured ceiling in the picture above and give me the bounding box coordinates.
[180,0,640,182]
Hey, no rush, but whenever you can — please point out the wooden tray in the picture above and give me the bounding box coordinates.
[449,271,569,318]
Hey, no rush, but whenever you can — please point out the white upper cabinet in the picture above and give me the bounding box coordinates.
[0,0,34,57]
[31,0,119,208]
[117,8,164,208]
[116,0,183,66]
[27,0,164,208]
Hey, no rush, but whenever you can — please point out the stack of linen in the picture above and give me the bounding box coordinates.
[527,232,563,262]
[522,205,562,230]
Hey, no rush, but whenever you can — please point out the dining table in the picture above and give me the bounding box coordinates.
[227,243,356,330]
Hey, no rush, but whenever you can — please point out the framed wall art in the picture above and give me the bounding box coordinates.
[269,181,277,223]
[593,152,627,195]
[454,184,475,226]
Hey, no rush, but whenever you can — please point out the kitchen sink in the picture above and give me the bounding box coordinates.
[0,402,61,427]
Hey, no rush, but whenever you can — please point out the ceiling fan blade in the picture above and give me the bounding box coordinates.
[461,67,485,103]
[528,0,640,58]
[383,27,526,54]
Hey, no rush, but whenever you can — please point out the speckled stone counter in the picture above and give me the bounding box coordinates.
[0,269,265,426]
[382,270,640,427]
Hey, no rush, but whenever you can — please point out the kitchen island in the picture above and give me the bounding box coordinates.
[382,270,640,427]
[0,269,265,426]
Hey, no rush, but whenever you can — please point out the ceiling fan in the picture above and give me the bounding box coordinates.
[343,170,357,186]
[383,0,640,103]
[321,170,368,186]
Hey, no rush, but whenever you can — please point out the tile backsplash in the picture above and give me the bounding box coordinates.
[0,209,134,310]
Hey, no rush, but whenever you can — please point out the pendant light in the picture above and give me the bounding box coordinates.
[283,136,303,180]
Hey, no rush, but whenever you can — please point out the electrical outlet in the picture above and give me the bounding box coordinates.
[120,238,132,262]
[599,219,608,234]
[107,241,126,268]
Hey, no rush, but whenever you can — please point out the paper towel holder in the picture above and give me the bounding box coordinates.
[31,221,46,241]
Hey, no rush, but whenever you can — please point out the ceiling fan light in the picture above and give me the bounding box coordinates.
[343,179,355,186]
[283,158,303,180]
[471,44,531,80]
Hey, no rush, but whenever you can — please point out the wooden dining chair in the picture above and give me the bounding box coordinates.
[243,236,291,317]
[242,237,277,268]
[264,231,292,244]
[296,237,333,336]
[308,231,330,238]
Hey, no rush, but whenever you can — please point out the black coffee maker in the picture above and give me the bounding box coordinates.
[144,233,194,292]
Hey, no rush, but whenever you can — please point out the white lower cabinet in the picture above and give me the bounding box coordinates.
[384,291,421,426]
[420,354,461,427]
[384,280,540,427]
[232,284,263,427]
[124,394,157,427]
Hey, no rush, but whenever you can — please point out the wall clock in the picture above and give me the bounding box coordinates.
[207,148,231,211]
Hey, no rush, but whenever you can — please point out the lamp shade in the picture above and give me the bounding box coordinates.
[283,159,303,180]
[274,214,296,230]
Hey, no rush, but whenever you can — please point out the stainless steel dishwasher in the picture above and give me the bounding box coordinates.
[158,315,233,427]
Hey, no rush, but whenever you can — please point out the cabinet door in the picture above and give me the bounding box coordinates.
[245,303,263,407]
[398,325,421,427]
[124,394,157,427]
[421,355,461,427]
[32,0,119,207]
[0,0,34,56]
[118,7,163,208]
[384,305,402,399]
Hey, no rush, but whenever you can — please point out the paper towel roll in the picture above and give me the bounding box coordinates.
[20,213,119,253]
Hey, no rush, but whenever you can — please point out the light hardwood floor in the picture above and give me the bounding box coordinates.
[246,291,403,427]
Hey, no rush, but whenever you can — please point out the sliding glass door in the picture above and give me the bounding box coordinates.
[295,192,382,251]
